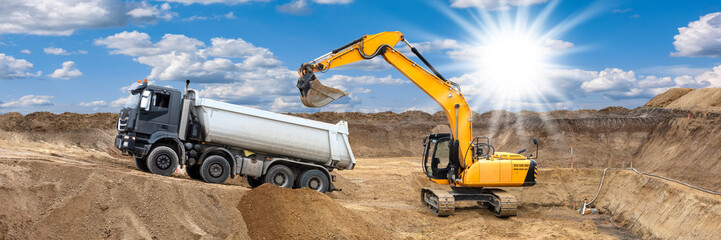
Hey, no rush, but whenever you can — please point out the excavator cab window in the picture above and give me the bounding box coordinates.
[423,135,452,180]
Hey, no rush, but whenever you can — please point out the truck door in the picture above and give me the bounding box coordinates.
[138,90,172,135]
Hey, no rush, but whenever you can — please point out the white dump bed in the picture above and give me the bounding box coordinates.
[194,98,355,170]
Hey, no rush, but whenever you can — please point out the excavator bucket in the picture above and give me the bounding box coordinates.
[297,71,348,107]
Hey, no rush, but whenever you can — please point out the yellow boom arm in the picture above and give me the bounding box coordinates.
[296,31,474,171]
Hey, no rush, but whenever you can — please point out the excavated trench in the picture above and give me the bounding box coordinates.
[1,88,721,239]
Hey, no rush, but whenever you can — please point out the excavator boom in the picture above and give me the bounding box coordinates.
[296,31,474,171]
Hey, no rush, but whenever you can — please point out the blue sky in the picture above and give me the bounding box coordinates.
[1,0,721,114]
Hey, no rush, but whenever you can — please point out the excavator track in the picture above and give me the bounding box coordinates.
[484,189,518,218]
[421,187,455,217]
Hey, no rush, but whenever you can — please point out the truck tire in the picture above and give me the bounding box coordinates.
[135,157,150,172]
[264,165,294,188]
[187,164,202,180]
[200,155,231,184]
[146,146,178,176]
[246,176,264,188]
[297,169,330,193]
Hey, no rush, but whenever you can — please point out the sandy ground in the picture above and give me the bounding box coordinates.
[2,88,721,239]
[0,143,633,239]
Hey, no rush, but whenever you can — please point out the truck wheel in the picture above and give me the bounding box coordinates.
[135,157,150,172]
[246,176,264,188]
[200,155,231,184]
[297,169,329,193]
[146,146,178,176]
[187,164,202,180]
[264,165,294,188]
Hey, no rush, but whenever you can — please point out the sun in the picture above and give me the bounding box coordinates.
[477,31,550,91]
[434,0,598,111]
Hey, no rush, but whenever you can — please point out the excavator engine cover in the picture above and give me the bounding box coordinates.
[297,71,347,107]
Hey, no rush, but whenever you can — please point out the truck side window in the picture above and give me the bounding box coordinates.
[153,93,170,109]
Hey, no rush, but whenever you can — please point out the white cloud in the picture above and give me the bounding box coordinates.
[44,47,68,55]
[450,0,547,10]
[95,31,205,57]
[0,95,53,108]
[400,39,461,54]
[352,87,371,93]
[0,0,175,36]
[183,15,209,21]
[165,0,268,5]
[544,39,574,50]
[320,74,406,91]
[270,96,301,112]
[182,11,237,21]
[48,61,83,79]
[79,100,107,107]
[127,2,174,20]
[277,0,311,15]
[671,12,721,57]
[276,0,351,15]
[335,58,390,71]
[96,31,288,83]
[312,0,352,4]
[612,8,632,13]
[96,31,306,109]
[20,49,31,54]
[0,53,41,80]
[110,96,131,108]
[693,65,721,87]
[581,68,637,92]
[576,67,715,99]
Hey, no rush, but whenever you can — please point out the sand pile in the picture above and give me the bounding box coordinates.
[0,112,119,153]
[0,112,117,132]
[645,88,694,107]
[238,184,390,239]
[0,160,250,239]
[646,88,721,111]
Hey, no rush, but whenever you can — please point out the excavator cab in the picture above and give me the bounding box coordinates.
[422,134,453,183]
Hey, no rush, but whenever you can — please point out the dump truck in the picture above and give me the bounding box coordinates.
[115,80,355,193]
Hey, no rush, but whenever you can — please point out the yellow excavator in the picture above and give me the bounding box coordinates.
[296,31,538,217]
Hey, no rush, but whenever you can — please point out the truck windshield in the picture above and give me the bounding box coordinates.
[122,92,141,109]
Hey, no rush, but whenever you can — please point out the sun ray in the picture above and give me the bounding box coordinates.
[430,0,601,114]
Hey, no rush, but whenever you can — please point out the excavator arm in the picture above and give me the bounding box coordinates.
[296,31,474,173]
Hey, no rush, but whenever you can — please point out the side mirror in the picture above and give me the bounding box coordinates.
[516,148,527,154]
[532,138,538,145]
[140,90,151,111]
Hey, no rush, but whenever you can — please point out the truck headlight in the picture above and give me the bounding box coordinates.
[123,141,129,148]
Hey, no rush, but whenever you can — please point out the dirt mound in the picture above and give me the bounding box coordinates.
[0,160,250,239]
[596,170,721,239]
[238,184,390,240]
[645,88,721,111]
[645,88,694,107]
[0,112,121,157]
[665,88,721,111]
[0,112,117,132]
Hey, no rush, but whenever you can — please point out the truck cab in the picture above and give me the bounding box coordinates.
[115,81,183,175]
